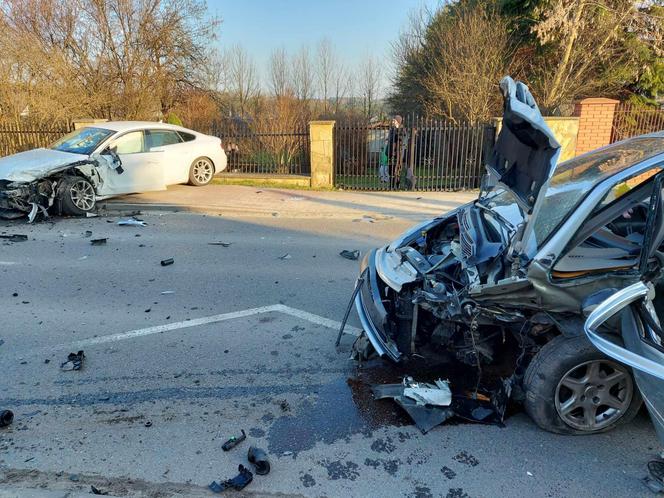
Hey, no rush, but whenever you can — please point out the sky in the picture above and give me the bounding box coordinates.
[205,0,441,95]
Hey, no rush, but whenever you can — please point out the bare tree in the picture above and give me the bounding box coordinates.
[316,38,337,113]
[226,44,259,116]
[358,55,382,119]
[420,3,517,123]
[268,47,292,98]
[0,0,220,122]
[292,46,314,102]
[332,63,352,115]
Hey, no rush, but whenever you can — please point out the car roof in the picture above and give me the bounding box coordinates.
[90,121,198,134]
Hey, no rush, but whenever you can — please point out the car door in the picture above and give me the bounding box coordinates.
[144,129,190,185]
[585,282,664,445]
[584,176,664,445]
[96,130,166,196]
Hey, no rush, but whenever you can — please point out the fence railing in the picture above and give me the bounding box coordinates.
[334,117,495,191]
[612,104,664,143]
[0,121,73,157]
[213,127,311,176]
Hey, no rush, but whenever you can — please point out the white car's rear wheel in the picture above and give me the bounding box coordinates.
[189,157,214,186]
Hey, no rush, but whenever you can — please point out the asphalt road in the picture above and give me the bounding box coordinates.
[0,198,660,498]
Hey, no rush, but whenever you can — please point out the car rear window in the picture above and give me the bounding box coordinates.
[146,130,182,149]
[178,131,196,142]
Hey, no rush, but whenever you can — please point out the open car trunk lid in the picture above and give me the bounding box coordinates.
[487,76,561,214]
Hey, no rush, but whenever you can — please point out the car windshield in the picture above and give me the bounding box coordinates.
[50,127,115,155]
[478,188,523,232]
[532,136,664,246]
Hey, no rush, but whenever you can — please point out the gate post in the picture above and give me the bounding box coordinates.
[573,98,619,155]
[309,120,335,188]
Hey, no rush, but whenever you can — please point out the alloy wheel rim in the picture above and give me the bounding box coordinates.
[193,159,213,184]
[70,180,95,211]
[555,359,633,431]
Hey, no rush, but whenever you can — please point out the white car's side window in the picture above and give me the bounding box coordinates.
[146,130,182,150]
[113,131,145,154]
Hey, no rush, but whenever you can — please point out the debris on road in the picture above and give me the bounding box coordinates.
[84,230,92,237]
[339,249,360,260]
[160,290,175,295]
[403,378,452,406]
[0,409,14,427]
[85,212,99,218]
[222,429,246,451]
[60,351,85,371]
[278,253,291,260]
[144,421,153,428]
[0,234,28,242]
[117,218,146,227]
[160,258,174,266]
[248,446,270,475]
[373,376,509,433]
[373,378,453,434]
[208,242,232,247]
[645,460,664,493]
[276,399,290,412]
[209,464,253,493]
[91,485,109,495]
[90,238,107,246]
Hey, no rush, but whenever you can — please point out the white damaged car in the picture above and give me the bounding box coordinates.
[0,122,227,221]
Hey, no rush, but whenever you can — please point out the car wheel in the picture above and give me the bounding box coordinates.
[59,176,96,216]
[524,334,642,435]
[188,157,214,186]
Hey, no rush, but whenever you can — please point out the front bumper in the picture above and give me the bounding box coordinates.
[354,249,403,362]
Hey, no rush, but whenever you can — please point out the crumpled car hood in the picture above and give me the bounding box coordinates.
[0,148,88,183]
[487,76,561,213]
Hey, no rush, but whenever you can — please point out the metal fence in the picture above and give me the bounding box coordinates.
[0,121,73,157]
[334,117,495,191]
[612,104,664,143]
[212,126,311,176]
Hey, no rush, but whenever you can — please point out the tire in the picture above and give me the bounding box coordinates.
[188,157,215,186]
[524,334,642,435]
[59,176,96,216]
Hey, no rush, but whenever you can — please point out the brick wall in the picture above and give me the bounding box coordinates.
[573,98,619,155]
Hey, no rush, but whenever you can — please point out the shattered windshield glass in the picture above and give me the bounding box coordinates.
[51,127,115,155]
[532,137,664,246]
[478,188,523,231]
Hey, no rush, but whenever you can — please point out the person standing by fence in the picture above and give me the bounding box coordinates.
[385,115,407,189]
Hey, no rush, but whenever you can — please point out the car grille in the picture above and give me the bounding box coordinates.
[459,210,474,260]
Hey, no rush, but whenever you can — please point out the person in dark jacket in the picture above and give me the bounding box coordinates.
[386,115,407,189]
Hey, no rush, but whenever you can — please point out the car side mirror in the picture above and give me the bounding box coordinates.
[101,145,118,156]
[100,147,123,173]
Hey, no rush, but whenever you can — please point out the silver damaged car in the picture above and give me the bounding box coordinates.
[352,76,664,435]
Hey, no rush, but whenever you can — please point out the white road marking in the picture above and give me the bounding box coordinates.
[273,304,361,335]
[48,304,361,352]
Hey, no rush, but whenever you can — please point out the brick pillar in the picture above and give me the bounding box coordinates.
[573,98,619,155]
[309,120,335,188]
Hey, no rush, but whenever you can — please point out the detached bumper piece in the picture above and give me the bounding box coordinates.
[209,465,253,493]
[373,377,512,434]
